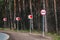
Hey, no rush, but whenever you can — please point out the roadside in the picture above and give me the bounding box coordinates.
[0,29,52,40]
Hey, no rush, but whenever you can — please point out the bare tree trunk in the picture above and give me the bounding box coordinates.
[45,0,48,33]
[14,0,16,29]
[18,0,21,16]
[54,0,58,34]
[9,0,13,29]
[4,0,7,17]
[43,0,48,33]
[37,0,40,31]
[4,0,7,28]
[29,0,33,30]
[23,0,26,30]
[18,0,22,30]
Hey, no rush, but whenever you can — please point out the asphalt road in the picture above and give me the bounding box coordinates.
[8,32,52,40]
[0,30,52,40]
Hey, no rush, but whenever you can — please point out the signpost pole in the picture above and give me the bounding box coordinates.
[17,21,19,31]
[3,18,7,28]
[28,15,33,34]
[16,17,21,31]
[30,19,33,34]
[4,21,6,28]
[41,9,46,37]
[42,0,46,37]
[42,15,45,36]
[30,19,31,34]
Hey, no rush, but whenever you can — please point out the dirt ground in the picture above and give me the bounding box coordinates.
[0,30,52,40]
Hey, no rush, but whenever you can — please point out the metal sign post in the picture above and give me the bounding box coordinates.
[3,18,7,28]
[30,19,31,34]
[41,9,46,37]
[16,17,21,31]
[17,21,19,31]
[28,15,33,34]
[42,16,45,36]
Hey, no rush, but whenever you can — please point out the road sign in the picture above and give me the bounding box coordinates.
[28,15,33,19]
[3,18,7,21]
[28,15,33,33]
[41,9,46,15]
[41,9,46,37]
[16,17,21,21]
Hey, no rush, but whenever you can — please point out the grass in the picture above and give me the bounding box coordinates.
[0,28,60,40]
[54,36,60,40]
[46,33,60,40]
[52,34,60,40]
[0,28,41,34]
[0,28,3,30]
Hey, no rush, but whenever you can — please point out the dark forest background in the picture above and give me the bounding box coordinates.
[0,0,60,34]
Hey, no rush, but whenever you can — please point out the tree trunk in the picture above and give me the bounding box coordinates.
[23,0,26,30]
[9,0,13,29]
[4,0,7,28]
[29,0,33,30]
[18,0,21,16]
[18,0,22,30]
[54,0,58,34]
[14,0,16,29]
[37,0,41,31]
[45,0,48,33]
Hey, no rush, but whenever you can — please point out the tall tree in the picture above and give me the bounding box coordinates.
[23,0,26,29]
[9,0,13,29]
[29,0,33,30]
[18,0,22,30]
[18,0,21,16]
[45,0,48,33]
[4,0,7,17]
[4,0,7,28]
[54,0,58,33]
[14,0,16,29]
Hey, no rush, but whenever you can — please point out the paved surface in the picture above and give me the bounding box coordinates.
[0,30,52,40]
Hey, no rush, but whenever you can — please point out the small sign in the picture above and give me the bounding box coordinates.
[41,9,46,15]
[16,17,21,21]
[3,18,7,21]
[28,15,33,19]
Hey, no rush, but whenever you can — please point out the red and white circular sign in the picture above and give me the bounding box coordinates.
[16,17,21,21]
[41,9,46,15]
[3,18,7,21]
[28,15,33,19]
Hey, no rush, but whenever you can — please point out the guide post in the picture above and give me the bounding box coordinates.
[28,15,33,34]
[16,17,21,31]
[3,18,7,28]
[41,9,46,36]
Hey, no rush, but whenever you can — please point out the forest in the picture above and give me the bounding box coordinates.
[0,0,60,34]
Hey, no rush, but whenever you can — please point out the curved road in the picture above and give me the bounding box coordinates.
[0,30,52,40]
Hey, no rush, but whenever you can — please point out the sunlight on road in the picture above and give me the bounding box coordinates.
[0,33,9,40]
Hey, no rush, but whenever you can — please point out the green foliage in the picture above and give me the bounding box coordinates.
[54,36,60,40]
[0,28,3,30]
[46,33,60,40]
[0,0,3,1]
[47,33,60,40]
[0,0,3,5]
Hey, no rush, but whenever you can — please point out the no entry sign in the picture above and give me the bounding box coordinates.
[3,18,7,21]
[28,15,33,19]
[41,9,46,15]
[16,17,21,21]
